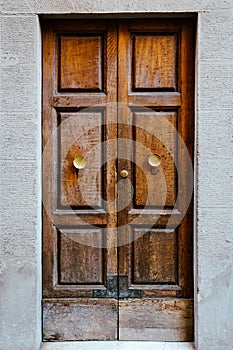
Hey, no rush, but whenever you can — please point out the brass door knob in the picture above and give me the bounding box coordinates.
[120,169,128,178]
[148,153,161,167]
[73,156,87,169]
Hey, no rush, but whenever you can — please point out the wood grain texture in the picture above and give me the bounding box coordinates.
[59,36,103,91]
[53,94,107,108]
[43,18,195,341]
[119,299,193,341]
[59,112,103,208]
[133,111,177,207]
[43,299,118,341]
[42,20,118,308]
[133,228,177,284]
[133,34,177,90]
[128,92,181,107]
[117,19,194,304]
[59,228,104,284]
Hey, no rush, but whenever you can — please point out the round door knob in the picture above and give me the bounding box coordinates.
[73,156,87,169]
[148,153,161,167]
[120,169,128,178]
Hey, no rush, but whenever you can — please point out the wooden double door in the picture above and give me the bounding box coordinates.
[42,19,195,341]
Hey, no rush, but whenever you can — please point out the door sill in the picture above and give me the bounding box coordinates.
[40,342,195,350]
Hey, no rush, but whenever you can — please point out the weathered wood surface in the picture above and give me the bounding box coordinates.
[133,111,177,207]
[60,112,103,208]
[42,20,118,302]
[59,36,103,91]
[133,34,177,90]
[133,228,177,284]
[43,18,195,341]
[59,228,104,284]
[43,299,118,341]
[119,299,193,341]
[117,19,194,304]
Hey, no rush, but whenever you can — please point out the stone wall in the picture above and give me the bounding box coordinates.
[0,1,232,349]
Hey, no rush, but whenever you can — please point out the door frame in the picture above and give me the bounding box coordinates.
[41,15,197,346]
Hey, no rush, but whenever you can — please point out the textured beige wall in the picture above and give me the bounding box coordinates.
[0,1,233,349]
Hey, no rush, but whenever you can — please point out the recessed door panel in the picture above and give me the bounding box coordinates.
[132,228,177,284]
[133,34,177,90]
[58,228,105,284]
[133,110,177,208]
[59,35,103,91]
[59,111,104,208]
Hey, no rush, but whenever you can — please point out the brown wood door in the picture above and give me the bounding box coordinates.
[42,19,195,342]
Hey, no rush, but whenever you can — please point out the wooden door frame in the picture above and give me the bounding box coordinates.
[40,16,195,348]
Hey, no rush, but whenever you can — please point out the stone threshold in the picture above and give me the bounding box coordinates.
[41,342,195,350]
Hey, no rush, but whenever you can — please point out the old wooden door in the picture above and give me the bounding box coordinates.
[42,19,195,341]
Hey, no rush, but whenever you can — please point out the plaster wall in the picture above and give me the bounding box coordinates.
[0,1,233,349]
